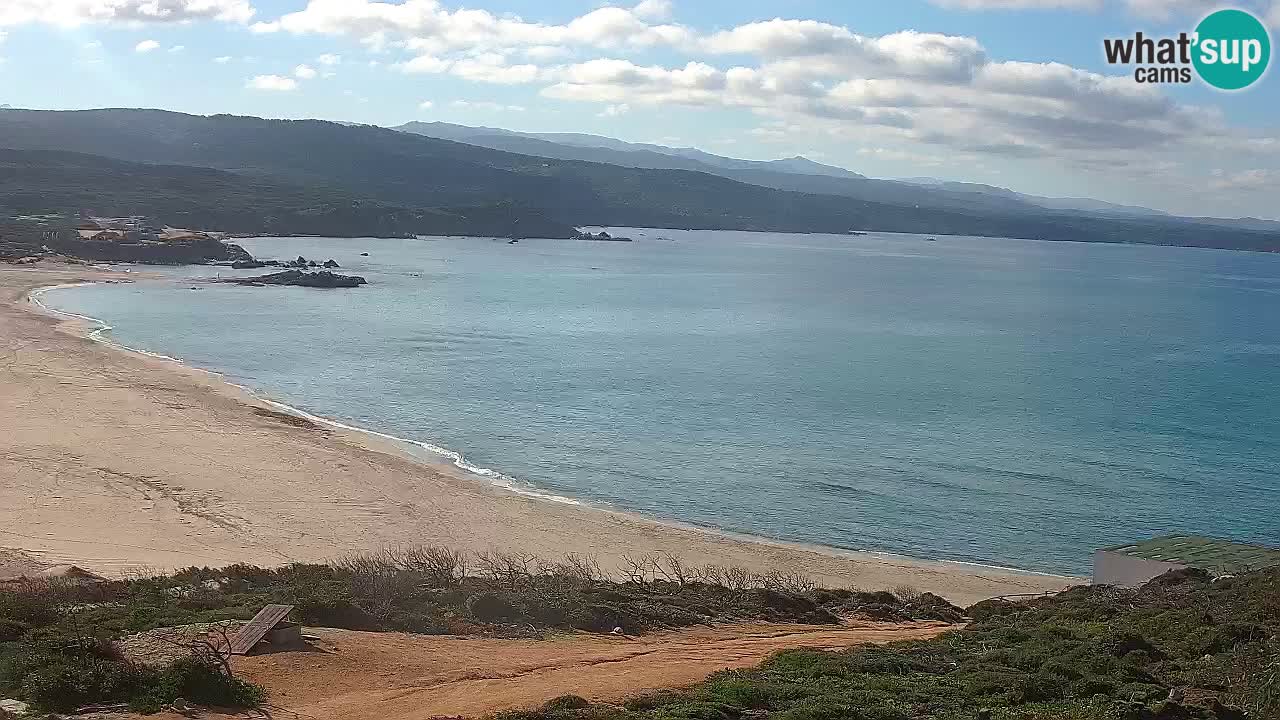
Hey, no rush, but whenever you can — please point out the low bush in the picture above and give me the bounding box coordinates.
[0,626,261,714]
[0,546,963,714]
[496,567,1280,720]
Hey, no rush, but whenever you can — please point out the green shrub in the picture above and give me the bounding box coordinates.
[467,591,523,623]
[129,657,266,713]
[541,694,592,712]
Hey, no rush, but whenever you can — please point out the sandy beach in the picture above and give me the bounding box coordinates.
[0,264,1075,605]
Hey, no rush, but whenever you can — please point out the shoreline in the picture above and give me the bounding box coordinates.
[2,264,1077,603]
[29,278,1071,583]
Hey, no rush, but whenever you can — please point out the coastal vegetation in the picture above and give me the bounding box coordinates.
[1,109,1278,252]
[1,548,1275,718]
[0,548,957,714]
[506,567,1277,720]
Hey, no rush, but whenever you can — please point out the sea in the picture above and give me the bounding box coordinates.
[40,229,1280,576]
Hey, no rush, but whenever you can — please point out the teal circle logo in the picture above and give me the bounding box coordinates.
[1193,9,1271,90]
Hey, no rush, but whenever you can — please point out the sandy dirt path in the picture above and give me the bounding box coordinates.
[0,264,1075,605]
[217,621,949,719]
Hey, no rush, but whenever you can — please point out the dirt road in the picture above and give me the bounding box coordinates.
[214,621,949,719]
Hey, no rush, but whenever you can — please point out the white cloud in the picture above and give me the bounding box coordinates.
[631,0,672,20]
[1121,0,1220,20]
[449,53,540,83]
[294,63,317,78]
[701,21,987,83]
[167,44,184,52]
[395,51,541,83]
[396,53,448,73]
[932,0,1279,20]
[0,0,255,27]
[858,146,947,166]
[418,99,433,109]
[246,74,297,90]
[1209,168,1274,191]
[249,0,693,52]
[317,52,341,65]
[134,39,159,52]
[213,55,232,63]
[524,45,571,61]
[597,103,629,117]
[929,0,1098,8]
[452,99,524,111]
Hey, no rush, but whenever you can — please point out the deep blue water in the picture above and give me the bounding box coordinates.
[43,230,1280,575]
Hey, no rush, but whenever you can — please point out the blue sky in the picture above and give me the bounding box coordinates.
[2,0,1278,218]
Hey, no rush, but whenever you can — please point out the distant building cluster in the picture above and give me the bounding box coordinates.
[76,213,221,244]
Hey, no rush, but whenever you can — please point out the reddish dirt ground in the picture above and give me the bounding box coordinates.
[133,620,949,720]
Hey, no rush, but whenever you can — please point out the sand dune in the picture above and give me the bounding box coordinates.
[0,264,1074,605]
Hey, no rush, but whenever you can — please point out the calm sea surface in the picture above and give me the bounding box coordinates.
[43,230,1280,575]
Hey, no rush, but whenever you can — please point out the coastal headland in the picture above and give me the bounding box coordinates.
[0,264,1074,605]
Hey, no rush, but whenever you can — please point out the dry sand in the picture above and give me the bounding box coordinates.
[0,264,1076,605]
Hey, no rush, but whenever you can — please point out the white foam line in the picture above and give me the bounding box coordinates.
[251,395,588,507]
[29,282,587,509]
[30,284,185,363]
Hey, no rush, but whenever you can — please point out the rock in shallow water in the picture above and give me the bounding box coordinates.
[221,270,367,288]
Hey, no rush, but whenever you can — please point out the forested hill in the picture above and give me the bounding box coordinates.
[0,148,570,238]
[1,108,1277,251]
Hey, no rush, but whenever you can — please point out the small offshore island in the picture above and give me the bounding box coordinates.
[222,269,368,288]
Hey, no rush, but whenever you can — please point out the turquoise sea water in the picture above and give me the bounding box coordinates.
[43,230,1280,575]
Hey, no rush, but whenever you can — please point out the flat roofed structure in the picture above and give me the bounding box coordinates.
[1094,535,1280,587]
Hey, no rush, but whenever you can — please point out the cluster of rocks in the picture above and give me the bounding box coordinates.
[572,230,633,242]
[231,255,340,270]
[222,269,367,288]
[282,255,341,269]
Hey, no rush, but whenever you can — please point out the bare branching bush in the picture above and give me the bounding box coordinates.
[619,554,663,585]
[475,551,539,591]
[191,622,238,679]
[561,553,603,582]
[720,565,754,591]
[387,545,468,586]
[152,621,238,679]
[542,553,603,589]
[653,554,693,586]
[757,570,817,594]
[892,584,923,603]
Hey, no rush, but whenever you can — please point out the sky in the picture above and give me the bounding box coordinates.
[1,0,1278,219]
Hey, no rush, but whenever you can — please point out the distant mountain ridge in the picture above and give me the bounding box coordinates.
[0,108,1276,252]
[393,121,1195,223]
[896,177,1170,218]
[396,121,866,179]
